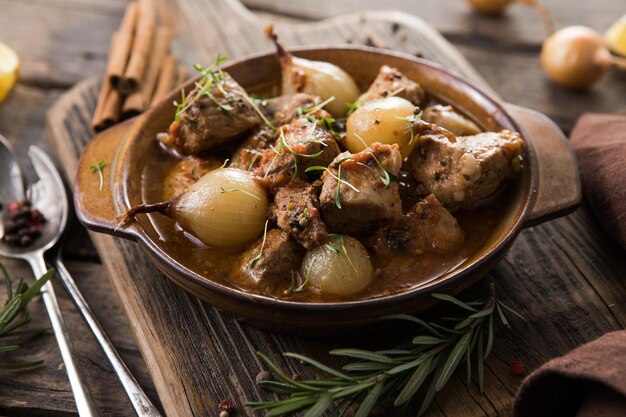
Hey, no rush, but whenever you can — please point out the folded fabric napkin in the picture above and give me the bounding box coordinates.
[568,113,626,250]
[513,331,626,417]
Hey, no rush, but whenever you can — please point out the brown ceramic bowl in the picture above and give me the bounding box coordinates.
[74,46,580,335]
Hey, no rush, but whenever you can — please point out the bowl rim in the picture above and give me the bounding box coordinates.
[115,45,536,312]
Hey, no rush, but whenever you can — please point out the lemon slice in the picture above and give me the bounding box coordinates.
[605,15,626,56]
[0,42,19,103]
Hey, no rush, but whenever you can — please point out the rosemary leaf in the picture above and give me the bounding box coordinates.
[303,395,333,417]
[431,293,478,312]
[284,352,355,382]
[355,380,384,417]
[394,355,435,406]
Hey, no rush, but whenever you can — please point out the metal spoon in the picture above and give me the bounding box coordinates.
[0,137,162,417]
[0,137,100,417]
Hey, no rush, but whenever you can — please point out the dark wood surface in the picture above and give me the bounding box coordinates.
[0,0,625,416]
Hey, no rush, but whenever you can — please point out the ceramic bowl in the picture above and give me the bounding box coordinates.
[74,46,580,335]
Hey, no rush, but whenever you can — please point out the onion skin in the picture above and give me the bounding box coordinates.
[345,97,418,157]
[300,236,374,297]
[466,0,512,14]
[541,26,611,89]
[170,168,269,248]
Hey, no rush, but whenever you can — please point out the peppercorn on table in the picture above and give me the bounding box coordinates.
[0,0,625,416]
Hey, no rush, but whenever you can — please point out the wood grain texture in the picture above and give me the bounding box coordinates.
[1,0,625,415]
[41,1,626,417]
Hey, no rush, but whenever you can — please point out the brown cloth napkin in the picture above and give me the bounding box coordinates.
[513,331,626,417]
[569,113,626,250]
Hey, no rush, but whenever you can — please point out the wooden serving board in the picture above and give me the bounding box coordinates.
[45,1,626,416]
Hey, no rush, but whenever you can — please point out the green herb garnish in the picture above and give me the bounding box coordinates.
[296,96,336,116]
[285,268,310,295]
[324,234,356,271]
[248,283,522,417]
[305,159,360,210]
[89,159,107,192]
[396,110,423,146]
[250,220,269,268]
[174,54,230,122]
[219,187,261,201]
[0,263,53,370]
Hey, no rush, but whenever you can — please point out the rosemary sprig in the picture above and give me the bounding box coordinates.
[89,159,106,192]
[0,263,53,370]
[248,283,520,417]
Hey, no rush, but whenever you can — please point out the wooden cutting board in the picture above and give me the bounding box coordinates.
[44,1,625,416]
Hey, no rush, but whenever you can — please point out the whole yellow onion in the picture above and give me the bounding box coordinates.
[541,26,612,89]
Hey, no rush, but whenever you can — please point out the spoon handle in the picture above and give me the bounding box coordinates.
[54,258,163,417]
[26,254,101,417]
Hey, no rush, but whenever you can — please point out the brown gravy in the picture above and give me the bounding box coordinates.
[141,143,513,303]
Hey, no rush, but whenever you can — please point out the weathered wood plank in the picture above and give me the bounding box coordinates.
[42,2,626,417]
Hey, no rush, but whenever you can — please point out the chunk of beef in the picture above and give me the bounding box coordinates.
[409,130,524,208]
[161,157,221,200]
[229,126,275,171]
[161,72,260,155]
[371,194,464,256]
[265,93,329,125]
[422,105,481,136]
[272,181,327,249]
[230,95,331,172]
[319,143,403,233]
[358,65,427,107]
[237,229,304,286]
[253,117,340,192]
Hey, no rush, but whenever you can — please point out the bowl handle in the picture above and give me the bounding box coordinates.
[73,120,137,241]
[506,104,581,227]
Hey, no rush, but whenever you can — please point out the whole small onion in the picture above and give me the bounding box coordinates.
[345,97,418,157]
[300,235,374,297]
[124,168,269,248]
[541,26,612,89]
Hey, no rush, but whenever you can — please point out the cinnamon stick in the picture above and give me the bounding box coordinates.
[92,33,122,131]
[106,2,138,89]
[150,55,178,106]
[122,26,172,119]
[119,0,156,95]
[92,85,123,132]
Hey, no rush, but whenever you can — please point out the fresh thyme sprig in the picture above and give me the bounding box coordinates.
[174,54,230,122]
[89,159,106,192]
[219,187,262,201]
[324,234,356,272]
[296,96,336,117]
[306,158,360,209]
[396,109,424,146]
[0,263,53,370]
[250,220,269,268]
[248,283,522,417]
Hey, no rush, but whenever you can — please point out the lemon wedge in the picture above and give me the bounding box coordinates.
[0,42,19,103]
[605,15,626,56]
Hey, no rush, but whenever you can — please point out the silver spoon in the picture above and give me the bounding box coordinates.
[0,137,162,417]
[0,137,100,417]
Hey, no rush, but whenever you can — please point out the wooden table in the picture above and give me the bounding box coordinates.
[0,0,625,416]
